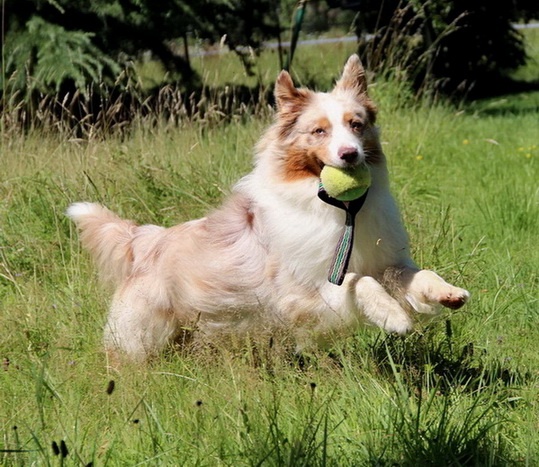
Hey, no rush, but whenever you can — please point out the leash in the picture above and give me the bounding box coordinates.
[318,183,369,286]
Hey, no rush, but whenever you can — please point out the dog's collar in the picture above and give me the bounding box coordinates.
[318,183,369,286]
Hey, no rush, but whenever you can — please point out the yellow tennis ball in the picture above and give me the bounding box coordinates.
[320,164,371,201]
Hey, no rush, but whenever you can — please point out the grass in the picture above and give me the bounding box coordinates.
[137,36,359,91]
[1,32,538,466]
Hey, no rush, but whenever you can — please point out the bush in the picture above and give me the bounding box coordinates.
[1,16,120,102]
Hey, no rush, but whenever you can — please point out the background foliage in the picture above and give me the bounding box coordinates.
[349,0,539,97]
[2,0,538,120]
[1,0,283,108]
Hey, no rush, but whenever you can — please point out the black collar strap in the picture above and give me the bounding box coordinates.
[317,183,369,285]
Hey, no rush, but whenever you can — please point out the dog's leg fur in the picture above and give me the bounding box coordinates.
[350,275,413,332]
[104,279,179,362]
[278,272,413,350]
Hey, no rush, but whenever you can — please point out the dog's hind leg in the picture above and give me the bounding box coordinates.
[103,281,178,362]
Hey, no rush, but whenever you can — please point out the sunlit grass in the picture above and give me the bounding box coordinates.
[1,30,538,465]
[135,37,358,91]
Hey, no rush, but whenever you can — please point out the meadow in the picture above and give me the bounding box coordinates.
[1,34,538,465]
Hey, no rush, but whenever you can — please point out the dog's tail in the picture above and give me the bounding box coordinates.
[67,202,150,285]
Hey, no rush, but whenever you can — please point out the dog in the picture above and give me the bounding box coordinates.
[67,55,470,362]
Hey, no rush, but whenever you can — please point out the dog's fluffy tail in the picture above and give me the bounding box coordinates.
[67,202,144,285]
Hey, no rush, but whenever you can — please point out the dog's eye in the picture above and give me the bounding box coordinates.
[313,128,327,135]
[350,121,363,132]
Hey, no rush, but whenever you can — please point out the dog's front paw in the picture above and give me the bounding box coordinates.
[438,287,470,309]
[405,270,470,315]
[381,309,414,335]
[355,276,413,334]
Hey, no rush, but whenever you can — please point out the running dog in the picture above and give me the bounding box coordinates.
[67,55,470,361]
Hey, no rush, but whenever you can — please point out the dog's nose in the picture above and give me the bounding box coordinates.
[338,147,359,163]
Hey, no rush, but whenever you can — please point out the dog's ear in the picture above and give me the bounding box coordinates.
[275,70,311,113]
[334,54,368,95]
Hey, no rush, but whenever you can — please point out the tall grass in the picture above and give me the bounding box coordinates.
[1,32,538,466]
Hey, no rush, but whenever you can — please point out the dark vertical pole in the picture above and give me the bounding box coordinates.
[284,0,308,71]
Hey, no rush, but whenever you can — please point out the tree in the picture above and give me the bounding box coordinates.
[194,0,281,75]
[1,0,280,106]
[340,0,538,98]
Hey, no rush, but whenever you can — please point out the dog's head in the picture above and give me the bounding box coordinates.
[272,55,382,182]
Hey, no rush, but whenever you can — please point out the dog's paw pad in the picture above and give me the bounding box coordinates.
[440,289,470,310]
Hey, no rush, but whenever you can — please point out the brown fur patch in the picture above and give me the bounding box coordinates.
[245,208,254,228]
[312,116,331,132]
[342,111,359,124]
[282,145,326,181]
[276,94,313,139]
[274,71,314,139]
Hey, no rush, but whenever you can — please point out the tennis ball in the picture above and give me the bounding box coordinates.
[320,164,371,201]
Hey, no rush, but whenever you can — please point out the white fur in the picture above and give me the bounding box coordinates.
[67,55,470,361]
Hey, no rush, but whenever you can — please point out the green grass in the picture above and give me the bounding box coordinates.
[137,36,359,91]
[1,33,538,465]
